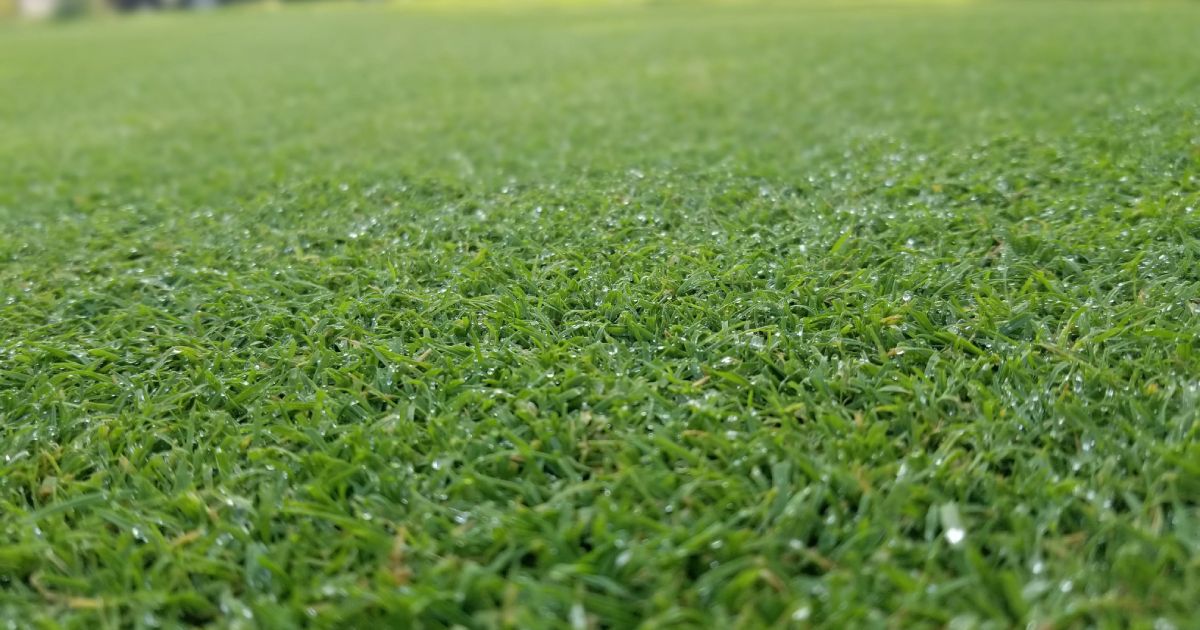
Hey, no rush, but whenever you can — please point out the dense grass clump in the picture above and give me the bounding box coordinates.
[2,2,1199,627]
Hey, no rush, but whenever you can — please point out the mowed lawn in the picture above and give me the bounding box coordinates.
[2,1,1199,627]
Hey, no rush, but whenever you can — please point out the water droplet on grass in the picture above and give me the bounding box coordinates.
[1154,619,1178,630]
[570,603,587,630]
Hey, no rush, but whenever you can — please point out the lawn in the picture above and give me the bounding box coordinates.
[1,1,1199,627]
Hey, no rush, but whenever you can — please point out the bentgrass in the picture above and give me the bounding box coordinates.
[1,1,1199,627]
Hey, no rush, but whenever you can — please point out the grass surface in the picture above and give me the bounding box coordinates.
[2,2,1200,627]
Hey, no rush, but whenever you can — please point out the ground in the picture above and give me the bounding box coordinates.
[1,1,1199,627]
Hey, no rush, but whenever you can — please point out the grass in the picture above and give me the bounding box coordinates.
[2,1,1199,627]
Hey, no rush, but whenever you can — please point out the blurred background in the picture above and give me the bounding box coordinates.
[4,0,217,20]
[3,0,648,21]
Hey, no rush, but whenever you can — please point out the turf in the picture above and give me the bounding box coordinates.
[2,1,1200,627]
